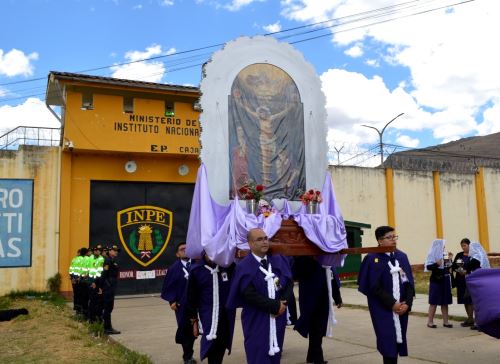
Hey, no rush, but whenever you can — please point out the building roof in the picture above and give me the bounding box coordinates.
[46,71,200,106]
[384,132,500,173]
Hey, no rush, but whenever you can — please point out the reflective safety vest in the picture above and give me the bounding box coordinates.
[94,255,105,278]
[80,255,92,277]
[73,256,84,277]
[87,255,97,279]
[69,256,79,276]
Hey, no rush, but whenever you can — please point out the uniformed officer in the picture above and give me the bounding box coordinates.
[69,249,81,314]
[89,244,105,322]
[102,245,121,334]
[74,247,89,317]
[80,247,93,320]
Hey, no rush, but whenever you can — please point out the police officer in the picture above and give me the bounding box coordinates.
[74,247,89,318]
[69,249,81,314]
[80,247,93,320]
[102,245,121,334]
[89,245,105,322]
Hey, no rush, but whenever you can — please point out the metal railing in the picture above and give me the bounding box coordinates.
[0,126,61,150]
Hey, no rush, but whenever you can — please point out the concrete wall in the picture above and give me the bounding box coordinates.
[484,168,500,253]
[331,165,499,266]
[0,146,60,295]
[393,169,437,265]
[330,166,387,249]
[440,173,479,254]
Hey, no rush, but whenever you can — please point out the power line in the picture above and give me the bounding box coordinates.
[0,0,472,89]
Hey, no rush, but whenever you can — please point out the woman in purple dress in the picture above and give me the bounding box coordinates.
[425,239,453,328]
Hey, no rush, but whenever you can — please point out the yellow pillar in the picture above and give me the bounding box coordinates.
[433,171,443,238]
[385,168,395,227]
[474,167,490,251]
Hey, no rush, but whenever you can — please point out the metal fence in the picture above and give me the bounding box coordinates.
[0,126,61,150]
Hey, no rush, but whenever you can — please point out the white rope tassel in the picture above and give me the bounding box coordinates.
[388,260,403,344]
[322,266,337,338]
[182,267,189,279]
[259,263,280,356]
[204,265,220,340]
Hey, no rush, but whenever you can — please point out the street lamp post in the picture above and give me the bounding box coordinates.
[361,113,404,166]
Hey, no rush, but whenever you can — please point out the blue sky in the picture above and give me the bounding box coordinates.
[1,0,498,166]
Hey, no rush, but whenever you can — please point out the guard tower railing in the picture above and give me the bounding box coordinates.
[0,126,61,150]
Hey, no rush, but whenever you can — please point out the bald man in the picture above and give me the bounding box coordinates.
[226,228,295,364]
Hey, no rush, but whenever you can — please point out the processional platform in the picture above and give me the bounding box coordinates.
[236,218,395,258]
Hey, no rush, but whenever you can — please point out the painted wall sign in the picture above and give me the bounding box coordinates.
[64,95,201,155]
[0,179,33,267]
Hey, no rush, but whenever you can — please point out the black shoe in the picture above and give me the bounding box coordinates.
[105,328,121,335]
[183,359,197,364]
[461,320,474,327]
[470,325,479,330]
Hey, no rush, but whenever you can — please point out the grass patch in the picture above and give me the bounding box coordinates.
[0,291,153,364]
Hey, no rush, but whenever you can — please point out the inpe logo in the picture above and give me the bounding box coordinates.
[116,205,172,267]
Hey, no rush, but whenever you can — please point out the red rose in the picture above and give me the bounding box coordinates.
[239,187,248,194]
[308,189,314,194]
[247,193,254,199]
[256,185,264,192]
[315,191,321,195]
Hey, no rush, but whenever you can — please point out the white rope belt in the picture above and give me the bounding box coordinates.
[259,263,280,356]
[204,264,220,340]
[388,260,403,344]
[322,265,337,338]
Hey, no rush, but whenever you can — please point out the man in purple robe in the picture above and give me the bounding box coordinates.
[161,242,197,364]
[357,226,415,364]
[293,256,343,364]
[226,228,295,364]
[186,252,236,364]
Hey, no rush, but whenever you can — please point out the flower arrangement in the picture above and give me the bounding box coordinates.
[238,180,265,202]
[300,189,323,205]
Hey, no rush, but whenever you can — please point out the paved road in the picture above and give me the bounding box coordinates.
[110,288,498,364]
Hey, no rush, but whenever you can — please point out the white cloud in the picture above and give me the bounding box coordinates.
[133,4,143,10]
[396,135,419,148]
[0,98,59,135]
[0,49,39,77]
[225,0,264,11]
[477,104,500,135]
[282,0,500,144]
[263,21,282,33]
[365,58,379,67]
[159,0,174,6]
[166,47,176,55]
[344,44,363,58]
[111,44,166,82]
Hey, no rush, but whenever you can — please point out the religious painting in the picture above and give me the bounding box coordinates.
[228,63,306,200]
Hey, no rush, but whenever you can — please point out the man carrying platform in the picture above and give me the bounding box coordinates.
[293,256,343,364]
[161,242,197,364]
[226,228,295,364]
[186,252,236,364]
[357,226,415,364]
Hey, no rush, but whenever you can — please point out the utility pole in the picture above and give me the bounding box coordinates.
[361,113,404,166]
[333,145,344,165]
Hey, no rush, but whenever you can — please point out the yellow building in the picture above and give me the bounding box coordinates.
[46,72,201,295]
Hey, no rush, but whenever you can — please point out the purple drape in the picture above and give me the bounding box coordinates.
[466,268,500,339]
[186,164,347,267]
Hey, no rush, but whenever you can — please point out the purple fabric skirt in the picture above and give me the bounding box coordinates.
[429,276,452,305]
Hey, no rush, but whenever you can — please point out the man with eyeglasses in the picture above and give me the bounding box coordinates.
[226,228,295,364]
[357,226,415,364]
